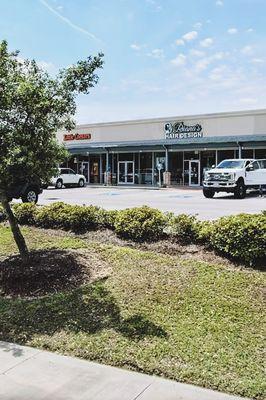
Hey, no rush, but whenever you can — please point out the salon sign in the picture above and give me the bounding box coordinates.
[164,121,203,139]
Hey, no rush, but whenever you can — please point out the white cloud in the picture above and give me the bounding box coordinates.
[193,22,202,29]
[190,49,205,57]
[227,27,238,34]
[241,45,253,55]
[216,0,223,6]
[209,66,227,81]
[182,31,198,41]
[239,97,258,105]
[251,58,264,64]
[37,60,58,74]
[200,38,214,47]
[171,54,186,66]
[175,39,185,46]
[246,28,254,33]
[145,0,162,12]
[194,52,226,72]
[147,48,164,59]
[130,43,142,51]
[195,58,211,71]
[39,0,102,42]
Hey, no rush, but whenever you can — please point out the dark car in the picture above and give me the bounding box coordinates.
[7,179,43,203]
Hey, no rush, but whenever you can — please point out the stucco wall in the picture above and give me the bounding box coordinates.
[56,109,266,146]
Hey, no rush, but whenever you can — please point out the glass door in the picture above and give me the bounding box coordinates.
[81,162,89,183]
[118,161,135,184]
[189,160,200,186]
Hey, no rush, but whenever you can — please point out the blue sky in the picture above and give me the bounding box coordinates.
[1,0,266,123]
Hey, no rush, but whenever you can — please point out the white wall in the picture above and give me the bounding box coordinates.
[56,109,266,145]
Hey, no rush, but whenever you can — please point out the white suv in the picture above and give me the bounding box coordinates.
[49,168,86,189]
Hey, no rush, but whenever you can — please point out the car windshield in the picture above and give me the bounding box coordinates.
[216,160,245,169]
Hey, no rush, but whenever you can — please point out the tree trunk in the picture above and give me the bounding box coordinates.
[0,194,29,262]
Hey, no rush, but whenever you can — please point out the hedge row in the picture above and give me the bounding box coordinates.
[0,203,265,266]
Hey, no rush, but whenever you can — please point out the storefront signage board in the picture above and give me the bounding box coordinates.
[164,122,203,139]
[64,133,91,141]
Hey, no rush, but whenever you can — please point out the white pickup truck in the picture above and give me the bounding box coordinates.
[203,159,266,199]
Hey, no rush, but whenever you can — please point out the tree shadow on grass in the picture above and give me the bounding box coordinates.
[0,279,167,345]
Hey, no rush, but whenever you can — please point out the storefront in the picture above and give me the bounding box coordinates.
[57,109,266,187]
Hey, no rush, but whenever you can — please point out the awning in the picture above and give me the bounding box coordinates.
[66,134,266,154]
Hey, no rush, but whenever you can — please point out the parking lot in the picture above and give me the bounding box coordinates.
[37,186,266,220]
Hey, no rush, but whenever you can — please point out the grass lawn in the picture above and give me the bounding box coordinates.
[0,224,265,399]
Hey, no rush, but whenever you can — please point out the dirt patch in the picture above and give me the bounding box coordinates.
[79,229,239,267]
[0,249,111,299]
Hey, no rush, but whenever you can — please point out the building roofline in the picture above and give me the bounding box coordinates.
[73,108,266,130]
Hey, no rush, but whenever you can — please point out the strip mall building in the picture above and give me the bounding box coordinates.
[57,109,266,187]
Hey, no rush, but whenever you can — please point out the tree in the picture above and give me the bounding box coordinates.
[0,40,104,261]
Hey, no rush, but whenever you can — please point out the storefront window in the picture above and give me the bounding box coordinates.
[255,149,266,159]
[184,151,200,160]
[217,150,235,163]
[169,152,183,185]
[139,152,153,185]
[241,149,254,158]
[200,151,216,182]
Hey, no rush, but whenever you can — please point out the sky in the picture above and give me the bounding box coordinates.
[1,0,266,123]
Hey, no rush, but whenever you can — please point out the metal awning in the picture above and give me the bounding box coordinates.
[66,134,266,154]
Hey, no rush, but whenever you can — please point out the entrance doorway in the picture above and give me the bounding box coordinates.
[81,162,89,182]
[118,161,135,184]
[184,160,200,186]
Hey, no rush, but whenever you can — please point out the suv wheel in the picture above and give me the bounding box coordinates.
[234,180,246,199]
[78,179,85,188]
[203,188,215,198]
[21,188,38,204]
[55,179,63,189]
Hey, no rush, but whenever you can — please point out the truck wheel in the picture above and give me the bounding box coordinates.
[78,179,85,187]
[55,179,63,189]
[203,188,215,198]
[234,180,246,199]
[21,188,39,204]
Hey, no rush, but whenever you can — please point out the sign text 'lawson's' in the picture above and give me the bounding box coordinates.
[164,122,203,139]
[64,133,92,141]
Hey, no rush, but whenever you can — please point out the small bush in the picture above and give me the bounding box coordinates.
[13,203,38,225]
[103,209,120,230]
[166,213,198,243]
[195,220,214,244]
[114,206,166,242]
[209,213,266,265]
[35,202,105,232]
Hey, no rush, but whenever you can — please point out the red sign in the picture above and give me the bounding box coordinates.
[64,133,91,141]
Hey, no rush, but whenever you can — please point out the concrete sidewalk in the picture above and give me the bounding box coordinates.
[0,342,249,400]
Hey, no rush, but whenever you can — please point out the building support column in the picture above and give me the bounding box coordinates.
[100,154,103,184]
[152,152,155,186]
[238,142,242,159]
[163,145,171,187]
[104,149,111,185]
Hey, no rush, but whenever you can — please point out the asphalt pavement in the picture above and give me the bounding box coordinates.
[35,186,266,220]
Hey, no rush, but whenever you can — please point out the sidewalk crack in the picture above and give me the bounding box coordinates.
[131,382,153,400]
[1,350,43,375]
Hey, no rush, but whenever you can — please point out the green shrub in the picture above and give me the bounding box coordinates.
[103,209,120,230]
[195,220,214,244]
[114,206,166,241]
[35,202,105,232]
[13,203,38,225]
[166,213,198,243]
[209,213,266,265]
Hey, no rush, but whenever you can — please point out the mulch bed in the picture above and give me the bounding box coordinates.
[0,249,111,299]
